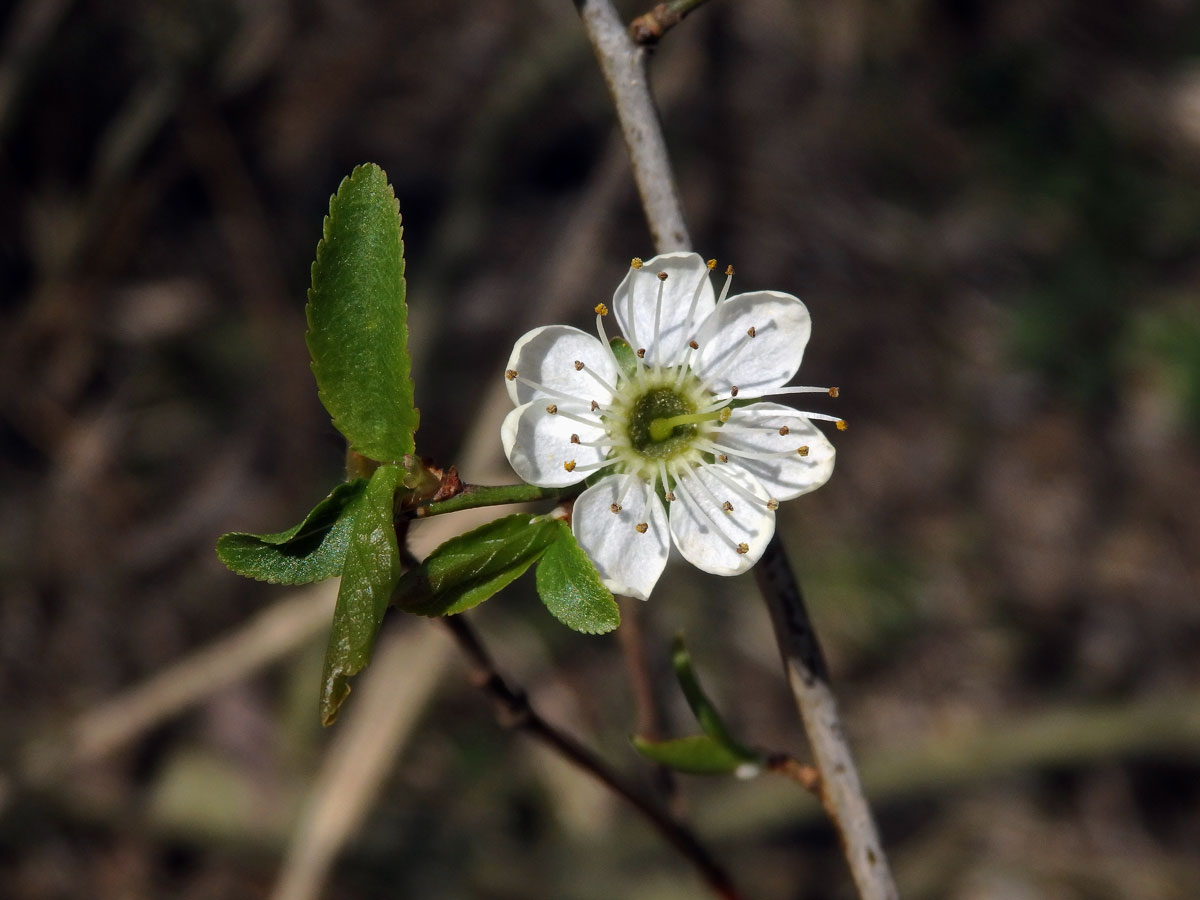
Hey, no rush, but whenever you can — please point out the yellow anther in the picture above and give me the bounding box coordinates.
[725,265,735,276]
[631,257,643,269]
[778,425,790,436]
[747,326,756,338]
[570,434,580,444]
[664,491,676,501]
[546,404,558,414]
[706,259,717,270]
[563,460,576,472]
[766,498,780,511]
[594,303,609,316]
[718,454,729,463]
[836,419,848,431]
[736,542,749,555]
[798,446,810,457]
[718,408,731,422]
[828,386,840,398]
[610,503,622,513]
[657,271,668,281]
[635,522,649,534]
[505,369,518,380]
[574,360,584,371]
[721,501,734,512]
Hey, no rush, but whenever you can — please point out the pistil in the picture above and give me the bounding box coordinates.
[647,406,730,442]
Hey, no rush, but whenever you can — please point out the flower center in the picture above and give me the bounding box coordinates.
[627,387,695,458]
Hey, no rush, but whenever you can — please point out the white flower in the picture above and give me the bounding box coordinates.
[501,252,841,600]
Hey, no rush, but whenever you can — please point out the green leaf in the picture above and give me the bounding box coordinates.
[535,521,619,634]
[216,480,368,584]
[671,635,756,759]
[307,163,418,462]
[631,734,759,776]
[319,464,405,726]
[395,514,557,617]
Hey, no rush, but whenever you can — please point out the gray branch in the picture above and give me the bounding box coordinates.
[573,0,690,251]
[573,2,900,897]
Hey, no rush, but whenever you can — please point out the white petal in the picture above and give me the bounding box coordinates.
[669,464,775,576]
[505,325,619,407]
[612,252,714,368]
[715,402,836,500]
[692,291,811,395]
[501,402,606,487]
[572,474,669,600]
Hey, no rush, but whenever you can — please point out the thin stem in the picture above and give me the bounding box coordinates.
[441,615,745,900]
[573,2,900,897]
[617,597,681,811]
[755,536,899,900]
[629,0,714,45]
[412,482,577,517]
[573,0,690,252]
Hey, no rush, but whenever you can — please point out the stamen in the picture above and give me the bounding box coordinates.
[680,265,713,347]
[736,543,749,555]
[706,465,777,513]
[625,264,639,356]
[687,465,736,520]
[636,348,646,358]
[507,372,594,406]
[564,460,576,472]
[652,271,667,375]
[672,474,744,553]
[594,311,625,379]
[726,385,837,402]
[635,522,649,534]
[688,339,699,350]
[570,434,580,443]
[730,386,739,397]
[610,503,621,513]
[553,407,608,429]
[576,360,618,396]
[747,326,756,338]
[613,473,640,509]
[546,404,557,414]
[836,419,848,431]
[696,439,809,461]
[656,460,673,499]
[829,387,840,398]
[718,265,735,303]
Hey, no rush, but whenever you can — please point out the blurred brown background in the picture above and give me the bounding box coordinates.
[2,0,1199,897]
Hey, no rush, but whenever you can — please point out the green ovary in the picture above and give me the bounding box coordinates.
[626,387,696,459]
